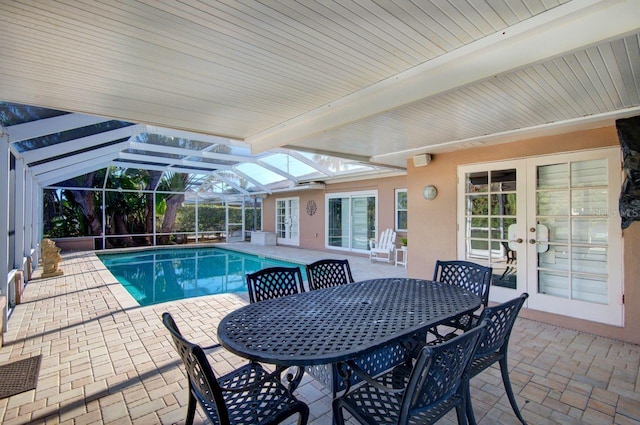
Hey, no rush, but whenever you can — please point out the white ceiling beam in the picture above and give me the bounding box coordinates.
[246,0,640,152]
[21,125,144,164]
[128,141,254,163]
[6,113,112,143]
[38,160,112,187]
[111,161,219,176]
[119,152,261,193]
[255,159,299,183]
[229,168,272,193]
[277,148,334,177]
[144,126,250,149]
[118,152,233,172]
[209,172,249,195]
[30,141,129,176]
[370,105,640,162]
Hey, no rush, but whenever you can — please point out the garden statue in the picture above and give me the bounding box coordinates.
[41,238,63,278]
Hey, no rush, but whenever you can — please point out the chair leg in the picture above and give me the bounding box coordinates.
[465,380,477,425]
[499,357,528,425]
[332,400,346,425]
[297,404,310,425]
[455,401,468,425]
[185,390,197,425]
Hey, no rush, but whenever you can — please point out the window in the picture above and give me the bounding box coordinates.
[395,189,407,232]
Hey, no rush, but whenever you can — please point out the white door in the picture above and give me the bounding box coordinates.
[458,148,623,326]
[276,197,299,246]
[458,161,527,302]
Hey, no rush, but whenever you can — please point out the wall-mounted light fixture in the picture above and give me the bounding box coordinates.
[422,185,437,200]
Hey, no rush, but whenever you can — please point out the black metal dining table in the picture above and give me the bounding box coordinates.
[217,278,481,392]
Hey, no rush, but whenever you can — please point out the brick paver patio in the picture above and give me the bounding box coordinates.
[0,243,639,424]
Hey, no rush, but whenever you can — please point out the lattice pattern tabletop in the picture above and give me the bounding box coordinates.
[218,278,481,366]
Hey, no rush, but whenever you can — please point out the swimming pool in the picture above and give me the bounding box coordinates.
[98,247,306,306]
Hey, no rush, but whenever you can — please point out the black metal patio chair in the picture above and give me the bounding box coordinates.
[246,266,305,303]
[161,312,309,425]
[332,323,486,425]
[466,293,529,425]
[246,266,307,389]
[429,260,492,342]
[306,258,354,290]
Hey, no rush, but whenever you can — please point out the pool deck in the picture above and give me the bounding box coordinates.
[1,242,639,424]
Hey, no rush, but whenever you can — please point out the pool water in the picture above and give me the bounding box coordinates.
[98,247,306,306]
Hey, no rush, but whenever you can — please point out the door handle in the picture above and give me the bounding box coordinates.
[510,238,523,244]
[529,239,536,244]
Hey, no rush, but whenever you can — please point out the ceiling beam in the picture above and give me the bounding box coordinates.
[6,113,111,143]
[209,172,249,195]
[110,161,222,177]
[128,141,254,163]
[30,141,129,176]
[118,152,233,172]
[255,159,299,183]
[145,125,249,149]
[38,160,112,187]
[276,148,334,178]
[246,0,640,153]
[21,125,143,164]
[230,168,272,193]
[370,105,640,162]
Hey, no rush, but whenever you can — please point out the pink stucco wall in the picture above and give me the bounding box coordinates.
[407,125,640,344]
[261,175,407,253]
[260,127,639,343]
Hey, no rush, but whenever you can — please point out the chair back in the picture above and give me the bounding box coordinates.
[306,259,354,290]
[377,228,396,251]
[161,312,229,424]
[400,323,486,421]
[246,266,305,303]
[474,293,528,358]
[433,260,492,307]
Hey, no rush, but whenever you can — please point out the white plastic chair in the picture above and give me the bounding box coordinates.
[369,228,396,262]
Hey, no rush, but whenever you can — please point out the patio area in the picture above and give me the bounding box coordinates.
[1,243,639,424]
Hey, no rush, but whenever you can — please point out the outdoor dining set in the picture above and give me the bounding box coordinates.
[162,258,529,425]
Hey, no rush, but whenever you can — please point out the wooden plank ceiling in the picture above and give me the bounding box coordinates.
[1,0,640,168]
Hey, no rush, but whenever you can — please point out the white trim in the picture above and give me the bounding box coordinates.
[1,139,9,329]
[395,188,408,232]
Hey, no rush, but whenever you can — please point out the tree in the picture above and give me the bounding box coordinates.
[65,171,104,237]
[156,172,190,244]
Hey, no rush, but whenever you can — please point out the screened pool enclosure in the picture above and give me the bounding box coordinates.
[1,103,400,249]
[1,102,402,307]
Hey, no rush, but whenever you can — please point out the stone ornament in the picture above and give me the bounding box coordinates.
[41,238,64,278]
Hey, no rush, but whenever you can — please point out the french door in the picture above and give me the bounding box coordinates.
[275,197,299,246]
[458,148,623,326]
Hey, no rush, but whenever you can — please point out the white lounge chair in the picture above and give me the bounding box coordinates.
[369,228,396,262]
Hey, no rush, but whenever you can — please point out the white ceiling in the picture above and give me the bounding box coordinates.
[2,0,640,168]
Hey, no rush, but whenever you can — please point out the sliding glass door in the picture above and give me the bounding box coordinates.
[326,191,376,252]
